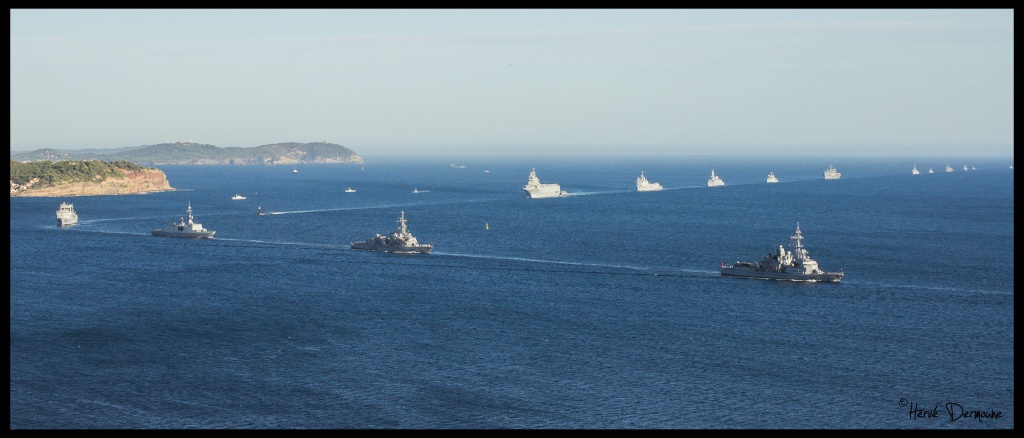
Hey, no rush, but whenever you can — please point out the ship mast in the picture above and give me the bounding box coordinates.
[397,210,409,237]
[790,222,808,261]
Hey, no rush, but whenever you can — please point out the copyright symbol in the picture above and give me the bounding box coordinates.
[899,398,909,407]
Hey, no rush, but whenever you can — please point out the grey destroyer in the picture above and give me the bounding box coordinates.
[720,223,843,282]
[523,168,568,198]
[151,202,215,238]
[351,210,432,254]
[56,202,78,227]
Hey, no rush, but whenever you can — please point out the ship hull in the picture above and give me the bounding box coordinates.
[151,230,215,239]
[57,217,77,227]
[351,243,431,254]
[720,266,843,283]
[524,187,567,198]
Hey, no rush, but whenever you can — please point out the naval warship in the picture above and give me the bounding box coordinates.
[56,202,78,227]
[351,211,432,254]
[151,202,215,238]
[720,223,843,283]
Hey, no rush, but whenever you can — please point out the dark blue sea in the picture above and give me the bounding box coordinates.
[9,156,1015,429]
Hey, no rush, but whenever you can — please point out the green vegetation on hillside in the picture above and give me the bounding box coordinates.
[10,159,148,187]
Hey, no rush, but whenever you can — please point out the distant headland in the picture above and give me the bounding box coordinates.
[9,141,364,166]
[10,159,174,197]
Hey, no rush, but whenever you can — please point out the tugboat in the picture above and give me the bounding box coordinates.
[636,171,664,191]
[351,211,432,254]
[720,222,843,282]
[56,202,78,227]
[151,202,215,238]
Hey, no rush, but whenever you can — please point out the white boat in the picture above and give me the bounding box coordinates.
[911,165,920,175]
[523,168,568,198]
[928,167,934,174]
[412,188,420,194]
[231,194,246,200]
[766,172,779,183]
[636,171,664,191]
[946,164,954,172]
[707,169,725,187]
[823,165,841,180]
[151,202,215,239]
[293,169,298,174]
[963,165,969,171]
[56,202,78,227]
[345,188,356,193]
[972,165,976,170]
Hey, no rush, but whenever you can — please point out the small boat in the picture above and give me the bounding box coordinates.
[766,172,779,183]
[412,188,420,194]
[257,206,267,216]
[56,202,78,227]
[293,169,298,174]
[151,202,215,239]
[483,170,490,173]
[485,221,489,230]
[972,165,976,171]
[345,188,356,193]
[928,167,934,174]
[946,164,954,173]
[823,165,841,180]
[911,165,920,175]
[963,165,969,171]
[231,194,246,200]
[707,169,725,187]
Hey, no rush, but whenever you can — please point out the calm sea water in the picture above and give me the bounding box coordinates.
[9,156,1014,429]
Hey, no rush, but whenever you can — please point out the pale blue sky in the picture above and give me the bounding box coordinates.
[9,9,1014,156]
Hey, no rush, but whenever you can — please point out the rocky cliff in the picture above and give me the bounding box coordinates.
[10,168,174,197]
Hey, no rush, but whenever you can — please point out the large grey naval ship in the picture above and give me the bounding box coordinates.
[720,223,843,282]
[351,210,432,254]
[151,202,215,238]
[523,168,568,198]
[636,171,663,192]
[56,202,78,227]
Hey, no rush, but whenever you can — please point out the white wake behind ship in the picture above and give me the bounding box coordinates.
[636,171,663,191]
[823,165,841,180]
[707,169,725,187]
[523,168,568,198]
[151,202,215,239]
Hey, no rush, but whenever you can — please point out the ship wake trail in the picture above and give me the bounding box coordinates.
[432,251,718,278]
